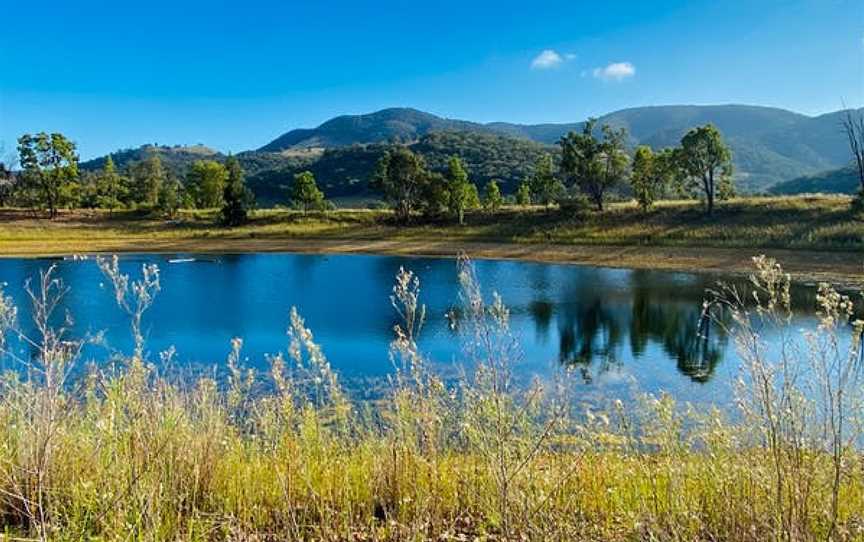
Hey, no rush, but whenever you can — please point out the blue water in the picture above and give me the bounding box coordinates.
[0,253,829,407]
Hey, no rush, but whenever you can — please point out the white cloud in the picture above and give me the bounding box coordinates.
[531,49,564,70]
[592,61,636,82]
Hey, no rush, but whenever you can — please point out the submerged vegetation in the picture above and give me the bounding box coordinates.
[0,255,861,540]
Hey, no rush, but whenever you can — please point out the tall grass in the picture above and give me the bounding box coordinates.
[0,255,862,540]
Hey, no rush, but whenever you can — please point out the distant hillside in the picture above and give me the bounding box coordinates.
[258,108,487,151]
[770,166,860,195]
[248,131,553,205]
[82,105,860,203]
[260,105,859,192]
[81,144,223,175]
[80,144,308,186]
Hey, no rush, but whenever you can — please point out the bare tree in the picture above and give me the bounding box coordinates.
[841,108,864,194]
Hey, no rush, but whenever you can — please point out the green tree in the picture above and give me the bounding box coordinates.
[58,179,83,209]
[129,153,166,207]
[447,156,475,224]
[158,175,182,219]
[372,147,429,223]
[221,156,254,226]
[16,132,79,218]
[290,170,326,213]
[418,172,449,218]
[529,153,559,209]
[678,124,733,215]
[484,179,503,212]
[630,146,678,213]
[466,182,481,211]
[186,160,228,208]
[96,155,128,215]
[515,180,531,206]
[559,119,628,212]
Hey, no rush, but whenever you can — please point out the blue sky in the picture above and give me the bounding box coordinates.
[1,0,862,160]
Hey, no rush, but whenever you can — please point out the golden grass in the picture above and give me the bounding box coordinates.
[0,195,862,286]
[0,254,862,540]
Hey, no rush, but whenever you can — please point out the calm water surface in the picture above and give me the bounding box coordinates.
[0,253,828,409]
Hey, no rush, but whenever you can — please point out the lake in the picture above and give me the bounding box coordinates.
[0,252,829,409]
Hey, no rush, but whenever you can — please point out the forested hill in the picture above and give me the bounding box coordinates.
[770,166,860,195]
[81,145,223,174]
[259,105,859,192]
[248,132,552,204]
[257,107,486,151]
[81,104,861,201]
[81,133,552,206]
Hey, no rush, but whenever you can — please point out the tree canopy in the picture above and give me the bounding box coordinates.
[17,132,79,218]
[559,119,628,211]
[373,147,430,222]
[221,156,254,226]
[291,170,326,213]
[528,153,561,209]
[186,160,228,208]
[678,124,734,214]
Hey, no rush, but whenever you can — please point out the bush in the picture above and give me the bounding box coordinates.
[557,194,592,217]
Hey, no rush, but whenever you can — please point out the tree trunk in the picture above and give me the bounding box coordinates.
[704,172,714,215]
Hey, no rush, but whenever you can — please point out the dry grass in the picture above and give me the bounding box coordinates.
[0,255,862,541]
[1,195,862,286]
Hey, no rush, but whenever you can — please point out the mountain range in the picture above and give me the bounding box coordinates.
[82,104,861,201]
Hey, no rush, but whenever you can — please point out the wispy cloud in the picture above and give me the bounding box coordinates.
[531,49,570,70]
[592,61,636,82]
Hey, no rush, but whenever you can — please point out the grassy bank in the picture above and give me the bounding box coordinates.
[0,195,862,284]
[0,255,862,541]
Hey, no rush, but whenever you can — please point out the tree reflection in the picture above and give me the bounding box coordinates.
[547,269,729,383]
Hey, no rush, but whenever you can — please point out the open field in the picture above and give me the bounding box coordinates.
[0,195,862,285]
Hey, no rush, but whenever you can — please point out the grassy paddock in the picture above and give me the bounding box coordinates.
[1,195,862,286]
[0,195,861,250]
[0,255,862,540]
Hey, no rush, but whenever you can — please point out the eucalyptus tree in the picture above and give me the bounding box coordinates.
[129,153,166,207]
[373,147,430,223]
[158,175,183,218]
[447,156,475,224]
[678,124,733,215]
[291,170,326,213]
[96,155,128,215]
[221,156,254,226]
[17,132,79,218]
[186,159,228,208]
[559,119,628,211]
[528,153,560,209]
[630,146,678,212]
[515,180,531,206]
[484,179,503,212]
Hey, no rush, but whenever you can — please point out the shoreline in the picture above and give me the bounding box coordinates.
[2,236,862,288]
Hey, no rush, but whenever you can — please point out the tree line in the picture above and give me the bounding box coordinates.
[2,133,257,225]
[373,120,736,223]
[0,123,739,224]
[5,113,862,225]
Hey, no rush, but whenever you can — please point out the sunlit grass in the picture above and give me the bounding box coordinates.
[0,255,861,540]
[0,195,861,257]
